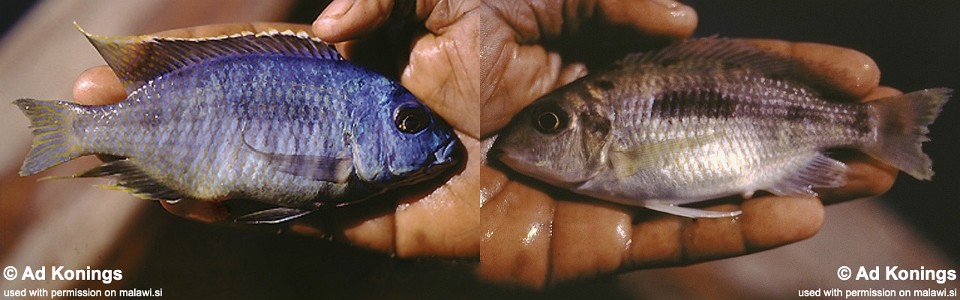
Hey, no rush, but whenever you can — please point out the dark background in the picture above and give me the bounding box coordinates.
[1,1,956,299]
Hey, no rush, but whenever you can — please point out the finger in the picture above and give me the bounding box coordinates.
[557,62,589,86]
[73,66,125,105]
[403,26,482,137]
[313,0,395,42]
[744,39,881,100]
[559,197,822,284]
[479,46,565,138]
[286,132,482,257]
[731,196,825,250]
[394,132,481,258]
[548,199,633,284]
[478,175,556,289]
[597,0,698,40]
[159,199,231,224]
[478,171,826,289]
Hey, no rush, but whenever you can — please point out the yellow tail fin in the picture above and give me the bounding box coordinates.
[14,98,84,176]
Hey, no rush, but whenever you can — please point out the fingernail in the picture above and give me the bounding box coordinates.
[319,0,353,19]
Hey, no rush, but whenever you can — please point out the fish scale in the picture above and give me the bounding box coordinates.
[492,38,949,218]
[14,26,460,224]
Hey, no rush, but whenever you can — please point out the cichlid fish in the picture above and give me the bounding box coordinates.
[491,38,949,218]
[14,25,461,224]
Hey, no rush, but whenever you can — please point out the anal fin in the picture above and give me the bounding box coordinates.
[766,152,846,197]
[72,159,184,201]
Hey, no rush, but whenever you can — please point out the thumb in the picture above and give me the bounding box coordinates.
[597,0,698,39]
[73,66,125,105]
[313,0,395,42]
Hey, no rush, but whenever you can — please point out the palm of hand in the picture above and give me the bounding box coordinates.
[71,0,902,289]
[74,20,479,259]
[474,0,898,288]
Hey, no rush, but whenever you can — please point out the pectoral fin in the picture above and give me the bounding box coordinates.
[240,122,353,183]
[609,133,720,178]
[235,207,313,225]
[644,201,742,219]
[609,150,643,178]
[609,141,674,178]
[244,145,354,183]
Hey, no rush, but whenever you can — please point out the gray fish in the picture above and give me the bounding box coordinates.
[14,26,461,224]
[491,38,949,218]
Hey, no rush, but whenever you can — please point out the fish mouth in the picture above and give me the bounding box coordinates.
[428,136,461,168]
[486,144,586,189]
[393,136,462,186]
[486,145,505,163]
[488,147,525,173]
[416,136,462,180]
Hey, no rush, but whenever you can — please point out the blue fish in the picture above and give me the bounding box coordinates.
[14,25,461,223]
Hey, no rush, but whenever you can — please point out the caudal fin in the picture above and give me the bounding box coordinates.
[864,88,951,180]
[13,99,84,176]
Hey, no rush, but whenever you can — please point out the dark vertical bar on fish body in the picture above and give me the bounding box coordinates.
[647,78,873,148]
[651,89,738,119]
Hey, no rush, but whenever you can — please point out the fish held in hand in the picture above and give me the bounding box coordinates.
[491,38,949,219]
[14,25,461,224]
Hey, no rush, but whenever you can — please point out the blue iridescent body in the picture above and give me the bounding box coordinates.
[14,28,460,223]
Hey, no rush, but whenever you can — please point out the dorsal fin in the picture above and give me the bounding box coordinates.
[617,37,803,79]
[75,23,342,94]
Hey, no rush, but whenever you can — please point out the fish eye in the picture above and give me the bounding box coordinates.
[531,104,568,134]
[395,103,430,134]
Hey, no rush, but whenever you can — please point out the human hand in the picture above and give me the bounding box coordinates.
[478,0,898,289]
[71,0,903,289]
[72,20,479,259]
